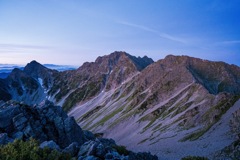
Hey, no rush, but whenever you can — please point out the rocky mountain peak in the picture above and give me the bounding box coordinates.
[48,51,154,111]
[24,60,50,77]
[126,53,154,71]
[94,51,153,89]
[24,60,57,91]
[24,60,45,69]
[95,51,126,63]
[75,51,153,85]
[155,55,240,95]
[93,51,153,72]
[160,54,194,66]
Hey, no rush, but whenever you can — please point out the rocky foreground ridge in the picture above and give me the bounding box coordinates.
[0,100,157,160]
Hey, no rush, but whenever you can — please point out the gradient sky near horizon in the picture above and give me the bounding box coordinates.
[0,0,240,66]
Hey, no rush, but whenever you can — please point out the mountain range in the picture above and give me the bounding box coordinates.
[0,51,240,159]
[0,64,76,78]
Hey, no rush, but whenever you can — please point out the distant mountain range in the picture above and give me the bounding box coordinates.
[0,63,77,78]
[43,64,77,71]
[0,51,240,159]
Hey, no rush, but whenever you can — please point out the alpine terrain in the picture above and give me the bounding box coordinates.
[1,51,240,159]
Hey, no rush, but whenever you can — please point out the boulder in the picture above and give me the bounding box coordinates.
[12,131,24,140]
[51,105,68,119]
[0,106,20,129]
[64,117,85,147]
[0,133,13,145]
[13,113,28,131]
[53,116,66,146]
[40,140,61,151]
[63,142,80,157]
[45,108,55,121]
[95,143,106,159]
[104,153,114,159]
[40,101,67,119]
[23,124,35,138]
[104,151,123,160]
[83,130,95,141]
[78,141,98,157]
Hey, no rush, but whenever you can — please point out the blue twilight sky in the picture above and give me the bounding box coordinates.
[0,0,239,66]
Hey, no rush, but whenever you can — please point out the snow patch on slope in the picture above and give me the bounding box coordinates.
[38,78,43,87]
